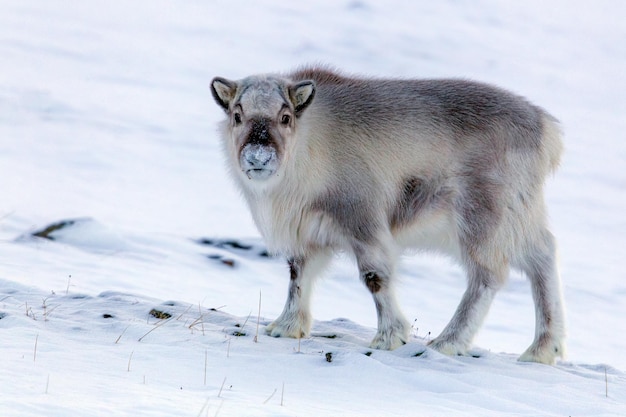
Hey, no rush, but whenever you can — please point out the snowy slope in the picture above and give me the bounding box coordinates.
[1,0,626,416]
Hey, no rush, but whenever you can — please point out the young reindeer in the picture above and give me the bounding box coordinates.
[210,66,565,364]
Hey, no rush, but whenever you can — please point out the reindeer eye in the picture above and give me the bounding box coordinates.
[233,112,242,125]
[280,114,291,126]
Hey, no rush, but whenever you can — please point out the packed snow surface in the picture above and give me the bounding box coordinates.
[1,0,625,416]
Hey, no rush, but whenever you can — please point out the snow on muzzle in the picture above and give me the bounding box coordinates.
[240,143,278,180]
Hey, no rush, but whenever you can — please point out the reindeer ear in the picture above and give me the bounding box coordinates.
[211,77,237,112]
[289,80,316,116]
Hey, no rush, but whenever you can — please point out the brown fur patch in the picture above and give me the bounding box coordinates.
[363,272,383,293]
[288,257,303,281]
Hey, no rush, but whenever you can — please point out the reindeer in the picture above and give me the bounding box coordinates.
[210,66,565,364]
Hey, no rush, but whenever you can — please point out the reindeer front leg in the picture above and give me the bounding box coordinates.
[353,237,410,350]
[265,250,331,339]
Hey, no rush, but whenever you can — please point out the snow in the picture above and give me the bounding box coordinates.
[1,0,625,415]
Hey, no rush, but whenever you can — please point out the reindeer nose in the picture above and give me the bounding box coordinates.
[241,144,278,180]
[244,144,274,168]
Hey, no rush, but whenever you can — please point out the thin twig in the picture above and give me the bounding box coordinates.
[262,388,277,404]
[138,317,173,342]
[189,304,227,330]
[196,396,211,417]
[217,377,227,398]
[204,349,208,386]
[25,302,36,320]
[176,304,193,321]
[188,315,205,331]
[127,350,134,372]
[254,290,261,343]
[43,304,60,321]
[188,308,214,332]
[115,325,130,344]
[281,382,285,406]
[199,304,205,336]
[34,334,39,362]
[214,400,224,417]
[605,366,609,398]
[240,312,252,332]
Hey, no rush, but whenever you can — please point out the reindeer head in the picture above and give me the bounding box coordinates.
[211,75,315,182]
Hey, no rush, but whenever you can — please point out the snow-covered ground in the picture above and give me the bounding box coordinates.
[1,0,625,415]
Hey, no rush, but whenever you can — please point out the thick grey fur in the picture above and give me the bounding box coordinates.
[210,66,566,364]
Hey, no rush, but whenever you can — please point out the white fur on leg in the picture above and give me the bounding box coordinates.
[428,337,469,357]
[265,309,311,339]
[518,293,566,364]
[517,232,567,365]
[428,284,497,356]
[265,277,312,339]
[265,251,331,340]
[369,289,410,350]
[518,335,565,365]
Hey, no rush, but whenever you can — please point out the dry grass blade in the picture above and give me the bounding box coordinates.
[262,388,277,404]
[138,317,173,342]
[254,290,261,343]
[115,325,130,344]
[281,382,285,406]
[217,377,227,398]
[204,349,208,385]
[127,350,134,372]
[33,334,39,362]
[196,396,210,417]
